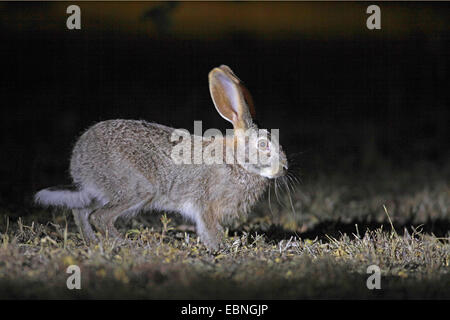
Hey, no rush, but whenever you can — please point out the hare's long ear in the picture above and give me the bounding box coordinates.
[209,65,255,130]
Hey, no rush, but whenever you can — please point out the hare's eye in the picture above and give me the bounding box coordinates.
[258,139,269,150]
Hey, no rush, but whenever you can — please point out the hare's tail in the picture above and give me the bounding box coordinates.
[34,185,95,209]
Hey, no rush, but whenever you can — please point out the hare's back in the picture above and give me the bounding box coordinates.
[70,119,176,194]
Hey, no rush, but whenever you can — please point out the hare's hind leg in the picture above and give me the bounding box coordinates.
[89,204,122,239]
[89,199,149,240]
[72,208,97,245]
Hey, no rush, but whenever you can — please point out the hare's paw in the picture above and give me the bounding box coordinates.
[196,221,224,252]
[201,235,221,252]
[72,208,98,245]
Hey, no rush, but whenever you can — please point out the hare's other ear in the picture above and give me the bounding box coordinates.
[208,65,255,130]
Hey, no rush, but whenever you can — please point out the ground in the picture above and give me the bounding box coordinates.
[0,162,449,299]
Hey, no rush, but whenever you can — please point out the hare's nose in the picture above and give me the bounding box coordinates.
[280,159,288,173]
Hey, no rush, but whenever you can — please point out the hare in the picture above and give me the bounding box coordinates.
[35,65,288,250]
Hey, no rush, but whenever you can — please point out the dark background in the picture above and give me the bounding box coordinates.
[0,2,448,213]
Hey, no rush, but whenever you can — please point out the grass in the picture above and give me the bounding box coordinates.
[0,162,449,299]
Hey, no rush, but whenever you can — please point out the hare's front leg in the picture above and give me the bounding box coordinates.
[195,209,224,251]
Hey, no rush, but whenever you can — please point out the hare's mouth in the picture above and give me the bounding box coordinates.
[259,163,288,179]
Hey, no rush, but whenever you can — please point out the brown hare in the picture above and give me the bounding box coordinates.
[35,65,288,250]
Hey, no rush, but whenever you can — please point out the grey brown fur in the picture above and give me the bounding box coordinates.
[35,65,287,250]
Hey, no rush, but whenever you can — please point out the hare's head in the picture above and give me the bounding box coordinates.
[209,65,288,179]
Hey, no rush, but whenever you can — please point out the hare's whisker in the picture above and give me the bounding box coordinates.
[274,178,283,207]
[284,178,297,217]
[268,182,274,216]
